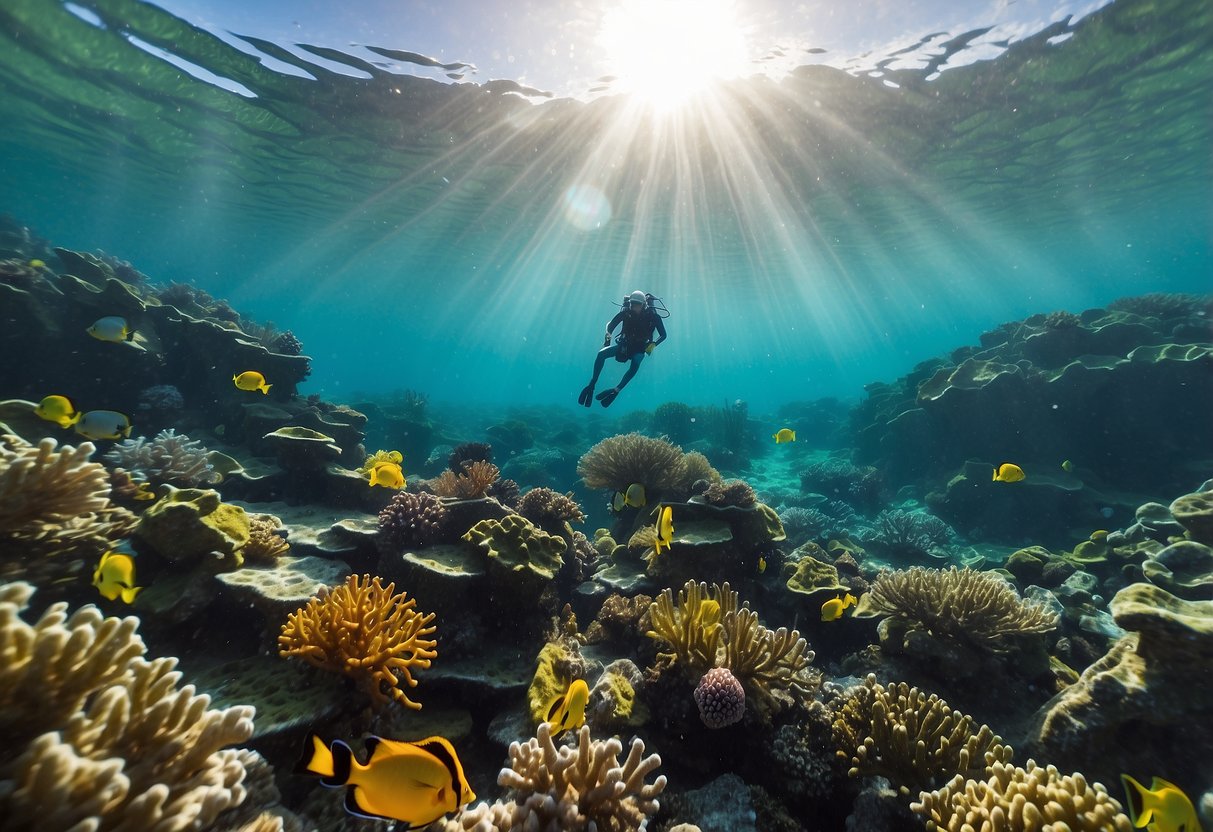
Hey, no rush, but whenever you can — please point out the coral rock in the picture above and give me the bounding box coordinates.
[1170,490,1213,545]
[135,486,250,565]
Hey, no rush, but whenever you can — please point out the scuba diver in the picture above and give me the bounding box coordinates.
[579,290,668,408]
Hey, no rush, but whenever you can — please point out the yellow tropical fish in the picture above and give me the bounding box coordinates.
[758,555,767,574]
[1090,529,1109,542]
[28,259,46,269]
[651,504,674,559]
[92,552,141,604]
[821,592,858,622]
[74,410,132,440]
[993,463,1025,483]
[299,734,475,826]
[367,461,405,490]
[545,678,590,735]
[87,315,135,342]
[1061,459,1074,472]
[34,394,80,428]
[232,370,272,394]
[612,482,646,511]
[773,428,796,444]
[1120,774,1202,832]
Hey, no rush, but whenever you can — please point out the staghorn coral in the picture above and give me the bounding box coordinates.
[490,723,665,831]
[278,574,437,710]
[518,487,586,528]
[866,566,1058,651]
[577,432,687,494]
[432,460,500,499]
[242,515,290,565]
[911,760,1133,831]
[832,674,1013,796]
[0,581,265,832]
[105,429,221,487]
[0,434,136,568]
[702,478,758,508]
[378,491,448,549]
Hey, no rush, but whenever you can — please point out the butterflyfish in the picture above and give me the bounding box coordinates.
[28,259,46,269]
[773,428,796,444]
[92,552,142,604]
[367,461,405,490]
[993,463,1026,483]
[35,394,80,428]
[298,733,475,827]
[545,678,590,735]
[1061,459,1074,472]
[233,370,272,394]
[612,482,646,511]
[652,504,674,558]
[74,410,132,441]
[87,316,135,342]
[821,592,858,622]
[1120,774,1202,832]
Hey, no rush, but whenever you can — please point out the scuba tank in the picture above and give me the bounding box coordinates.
[614,293,671,319]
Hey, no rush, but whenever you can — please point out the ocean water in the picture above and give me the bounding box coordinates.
[1,0,1212,830]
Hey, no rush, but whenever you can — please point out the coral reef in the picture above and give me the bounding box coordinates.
[577,432,687,494]
[693,666,746,729]
[449,441,493,472]
[135,486,250,566]
[463,514,565,585]
[867,509,954,560]
[652,401,695,444]
[518,487,586,529]
[443,723,665,831]
[646,579,734,671]
[799,459,884,511]
[278,574,438,710]
[865,567,1058,650]
[702,478,758,508]
[242,514,290,565]
[105,428,221,487]
[911,760,1132,831]
[378,490,449,550]
[832,674,1013,795]
[433,460,501,498]
[0,434,136,569]
[0,581,270,831]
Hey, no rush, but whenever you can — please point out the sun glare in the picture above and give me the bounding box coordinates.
[598,0,749,110]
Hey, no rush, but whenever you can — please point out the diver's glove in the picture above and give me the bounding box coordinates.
[644,342,656,355]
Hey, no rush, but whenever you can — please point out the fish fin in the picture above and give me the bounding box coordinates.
[410,736,464,801]
[1120,774,1154,827]
[262,383,272,394]
[121,424,132,438]
[120,586,142,605]
[343,787,393,821]
[125,327,136,341]
[546,695,565,723]
[790,431,795,441]
[232,375,238,383]
[992,467,999,481]
[1149,776,1181,793]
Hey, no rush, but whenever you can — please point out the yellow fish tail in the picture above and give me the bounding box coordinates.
[119,585,142,605]
[992,467,999,481]
[299,735,349,786]
[1120,774,1155,827]
[260,383,271,394]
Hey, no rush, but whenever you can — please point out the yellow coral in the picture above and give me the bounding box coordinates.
[278,574,438,710]
[646,580,736,672]
[722,607,817,707]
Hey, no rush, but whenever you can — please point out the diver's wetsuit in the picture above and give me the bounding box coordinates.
[581,306,667,407]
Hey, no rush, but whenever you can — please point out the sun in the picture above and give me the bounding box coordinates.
[598,0,750,110]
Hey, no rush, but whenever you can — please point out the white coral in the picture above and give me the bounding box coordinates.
[105,429,220,486]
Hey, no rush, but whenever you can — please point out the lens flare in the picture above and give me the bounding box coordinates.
[562,184,613,230]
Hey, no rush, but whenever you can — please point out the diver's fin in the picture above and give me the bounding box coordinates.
[578,383,595,407]
[596,388,619,407]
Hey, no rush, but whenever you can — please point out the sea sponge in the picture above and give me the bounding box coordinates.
[911,760,1133,831]
[105,429,219,489]
[0,434,136,568]
[866,566,1058,650]
[433,460,500,498]
[694,667,745,729]
[518,487,586,528]
[832,674,1013,796]
[577,432,687,494]
[278,574,438,710]
[0,581,265,832]
[378,491,448,549]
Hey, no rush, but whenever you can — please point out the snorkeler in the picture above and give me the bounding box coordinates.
[578,290,668,408]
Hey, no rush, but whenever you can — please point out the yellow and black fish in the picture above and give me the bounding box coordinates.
[772,428,796,443]
[87,315,135,343]
[545,678,590,735]
[233,370,272,394]
[821,592,857,622]
[92,551,142,604]
[299,733,475,828]
[652,504,674,558]
[1120,774,1202,832]
[75,410,133,441]
[367,461,405,489]
[35,394,80,428]
[612,482,647,511]
[992,462,1025,483]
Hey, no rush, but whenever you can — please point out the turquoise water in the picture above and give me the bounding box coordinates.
[1,0,1209,411]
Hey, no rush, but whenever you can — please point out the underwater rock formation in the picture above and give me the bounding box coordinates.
[0,581,279,831]
[1024,582,1213,789]
[911,760,1132,831]
[278,573,438,710]
[135,486,250,566]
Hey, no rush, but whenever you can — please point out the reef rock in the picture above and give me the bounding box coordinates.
[1171,489,1213,545]
[1024,582,1213,789]
[135,486,249,565]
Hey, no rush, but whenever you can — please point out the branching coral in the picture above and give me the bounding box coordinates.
[243,515,290,565]
[832,674,1013,796]
[0,581,264,832]
[577,433,687,493]
[104,429,221,487]
[432,460,500,499]
[866,567,1058,650]
[646,580,736,671]
[869,509,954,558]
[378,491,448,549]
[278,574,438,710]
[518,487,586,528]
[0,434,136,568]
[721,607,817,707]
[911,760,1133,831]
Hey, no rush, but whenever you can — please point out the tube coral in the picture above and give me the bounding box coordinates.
[278,574,438,710]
